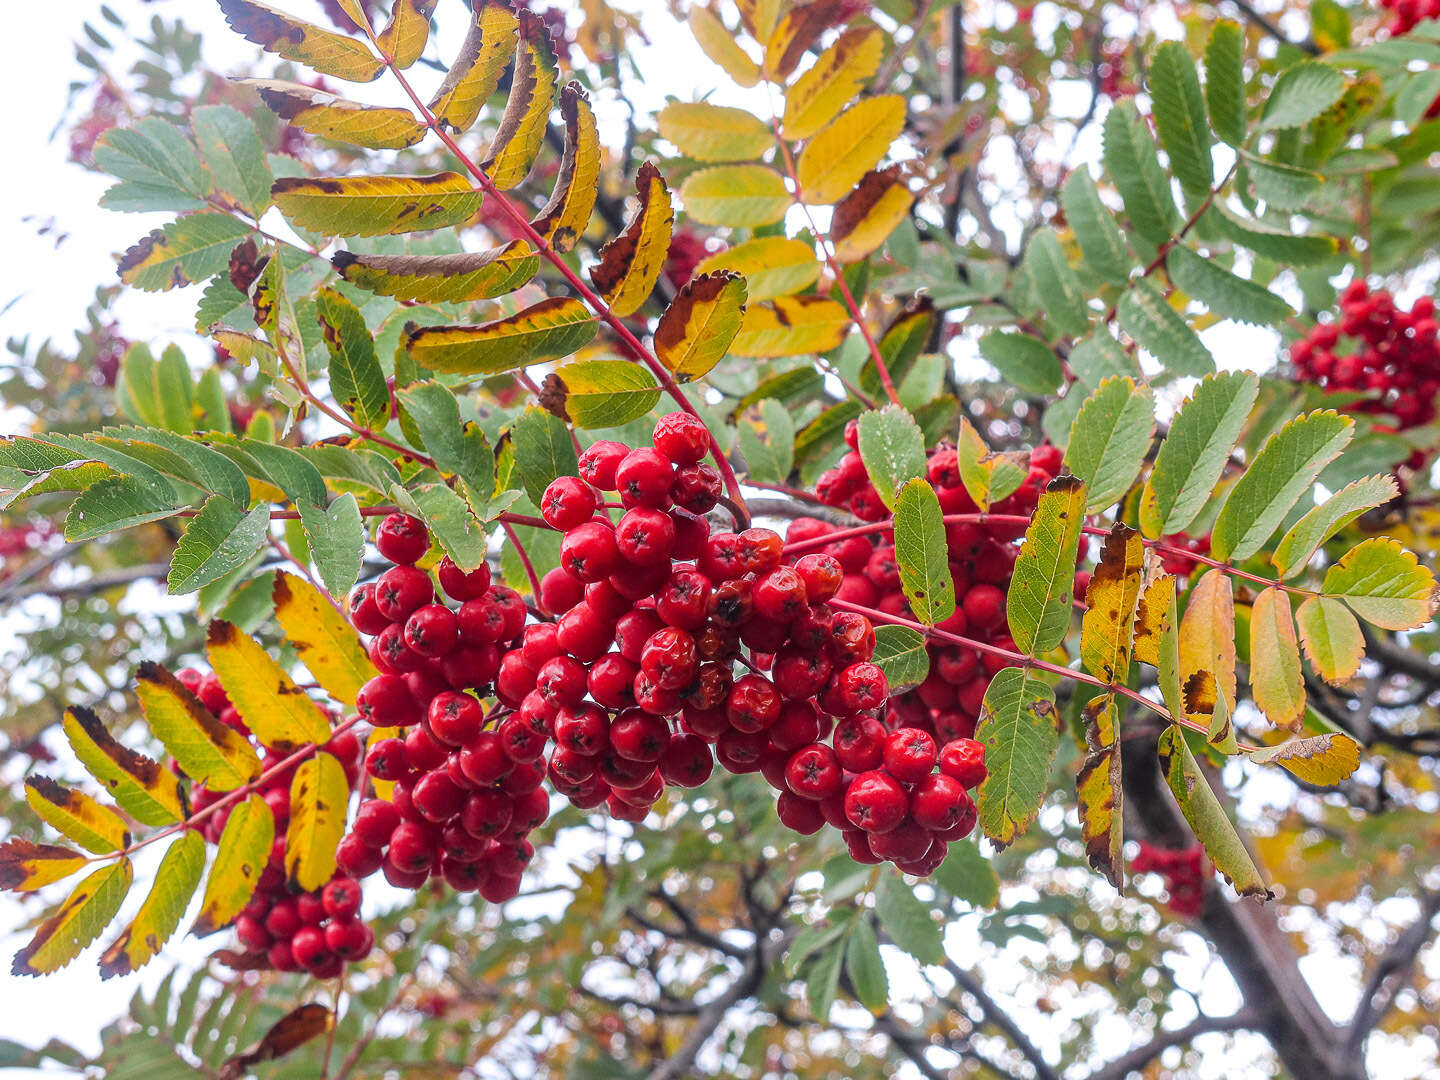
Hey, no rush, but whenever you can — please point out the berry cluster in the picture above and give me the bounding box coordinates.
[338,515,540,899]
[175,667,373,975]
[807,428,1062,740]
[1131,841,1208,918]
[1289,282,1440,432]
[1379,0,1440,35]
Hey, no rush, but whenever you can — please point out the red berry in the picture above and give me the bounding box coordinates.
[938,738,988,788]
[437,556,492,601]
[615,506,677,566]
[659,732,714,787]
[833,714,886,772]
[356,674,416,727]
[836,661,889,713]
[911,772,968,831]
[541,475,599,531]
[539,566,585,615]
[325,918,373,960]
[322,876,363,921]
[349,583,389,635]
[578,440,628,489]
[726,673,781,732]
[560,522,620,583]
[404,603,458,658]
[793,553,842,603]
[844,770,908,833]
[753,566,808,622]
[776,790,826,834]
[652,411,710,465]
[375,512,429,565]
[883,727,937,784]
[352,798,401,847]
[615,447,675,508]
[374,565,434,622]
[640,627,698,690]
[784,743,843,799]
[670,463,721,513]
[427,691,484,747]
[962,584,1006,630]
[290,924,330,969]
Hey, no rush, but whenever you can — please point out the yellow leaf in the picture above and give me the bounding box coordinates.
[1131,572,1176,668]
[207,620,333,752]
[245,79,425,149]
[272,173,483,237]
[531,84,601,252]
[1248,732,1362,786]
[796,95,905,204]
[783,26,884,140]
[680,164,791,227]
[194,793,275,935]
[272,572,376,706]
[134,662,262,792]
[62,706,185,827]
[428,0,519,133]
[731,295,850,357]
[832,165,914,262]
[658,102,773,163]
[98,832,206,979]
[24,777,130,855]
[1249,586,1306,731]
[482,10,558,190]
[954,416,1029,512]
[0,839,89,894]
[218,0,384,82]
[11,860,133,976]
[1295,595,1365,685]
[1081,524,1146,684]
[333,240,538,303]
[695,237,819,302]
[589,162,674,317]
[406,297,598,376]
[1179,569,1237,705]
[765,0,852,81]
[1076,694,1123,888]
[688,4,760,87]
[654,271,749,383]
[285,752,348,892]
[377,0,437,68]
[738,0,782,41]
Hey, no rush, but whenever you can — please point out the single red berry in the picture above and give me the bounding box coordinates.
[555,602,616,663]
[785,743,843,800]
[325,917,373,960]
[322,876,363,921]
[459,789,514,839]
[793,553,842,603]
[356,674,416,727]
[828,612,876,662]
[670,463,721,513]
[652,411,710,465]
[349,583,389,635]
[437,556,492,601]
[535,655,588,706]
[609,709,671,763]
[836,661,889,713]
[290,924,330,969]
[337,834,385,879]
[541,475,599,531]
[884,727,937,784]
[911,772,967,831]
[427,691,484,747]
[578,440,628,489]
[640,626,698,690]
[539,566,585,615]
[388,820,438,872]
[375,512,429,565]
[938,738,988,788]
[352,798,401,848]
[833,714,886,773]
[560,521,620,583]
[615,506,677,566]
[458,731,513,786]
[659,732,714,787]
[726,673,781,733]
[753,566,809,622]
[404,723,449,773]
[844,770,909,833]
[615,447,675,508]
[374,564,435,622]
[868,820,932,863]
[962,584,1007,630]
[264,898,301,940]
[776,790,826,834]
[738,528,784,574]
[404,603,458,658]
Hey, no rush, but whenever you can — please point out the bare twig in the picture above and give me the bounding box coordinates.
[1084,1010,1262,1080]
[1346,888,1440,1055]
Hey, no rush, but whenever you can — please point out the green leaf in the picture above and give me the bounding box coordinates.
[1064,377,1154,513]
[1167,246,1294,325]
[679,164,792,227]
[870,625,930,692]
[11,860,133,976]
[1259,60,1346,131]
[657,101,772,162]
[98,832,206,979]
[1150,42,1214,193]
[272,172,485,237]
[510,406,579,507]
[316,287,389,430]
[978,331,1064,395]
[1156,726,1272,899]
[227,440,328,505]
[893,478,955,625]
[857,404,927,511]
[169,497,271,594]
[405,298,598,376]
[1008,476,1086,655]
[1141,371,1259,538]
[118,214,253,292]
[120,343,194,433]
[1103,101,1179,253]
[1321,537,1439,631]
[1212,205,1337,265]
[297,494,364,597]
[1272,474,1398,579]
[1117,279,1215,377]
[1068,332,1141,391]
[61,707,185,827]
[955,417,1029,511]
[1210,410,1353,562]
[874,875,943,965]
[1204,21,1248,148]
[192,105,274,218]
[738,399,795,484]
[394,381,488,478]
[391,483,488,571]
[805,936,844,1019]
[1021,228,1089,337]
[553,361,661,429]
[65,474,181,542]
[975,668,1059,846]
[1060,170,1131,287]
[1295,595,1364,684]
[94,117,210,214]
[1245,156,1323,210]
[932,839,999,908]
[844,917,888,1012]
[785,922,847,978]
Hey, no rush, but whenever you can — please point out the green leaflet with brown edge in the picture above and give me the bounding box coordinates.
[405,297,598,376]
[481,10,558,190]
[217,0,385,82]
[11,860,133,977]
[98,831,206,979]
[975,667,1059,847]
[271,173,484,237]
[24,777,130,854]
[428,0,519,133]
[245,79,425,149]
[134,661,262,792]
[1249,586,1306,732]
[1156,726,1272,900]
[589,162,674,317]
[654,271,749,383]
[61,706,186,827]
[333,241,538,304]
[531,84,601,252]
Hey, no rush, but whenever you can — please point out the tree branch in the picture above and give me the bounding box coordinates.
[1346,887,1440,1056]
[942,958,1060,1080]
[1224,0,1319,55]
[1084,1010,1262,1080]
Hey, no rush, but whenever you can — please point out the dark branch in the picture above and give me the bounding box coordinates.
[1084,1011,1262,1080]
[1346,887,1440,1055]
[1225,0,1320,55]
[942,958,1060,1080]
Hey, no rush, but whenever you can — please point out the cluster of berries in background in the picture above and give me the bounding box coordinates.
[1290,281,1440,435]
[175,667,374,976]
[808,427,1062,742]
[340,515,541,899]
[1131,841,1208,919]
[1379,0,1440,35]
